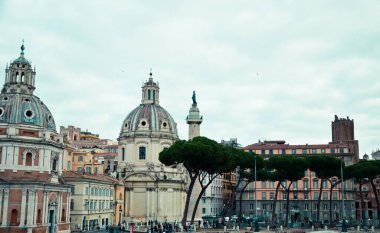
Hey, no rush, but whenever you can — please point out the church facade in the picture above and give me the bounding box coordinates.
[0,45,71,233]
[117,74,188,222]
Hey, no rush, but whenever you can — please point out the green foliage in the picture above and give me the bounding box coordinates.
[267,155,308,182]
[306,155,341,179]
[344,160,380,180]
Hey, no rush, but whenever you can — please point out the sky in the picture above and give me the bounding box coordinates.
[0,1,379,156]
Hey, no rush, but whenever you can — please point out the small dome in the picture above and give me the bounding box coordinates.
[120,104,177,138]
[0,93,56,130]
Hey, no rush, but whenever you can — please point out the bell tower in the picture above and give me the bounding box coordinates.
[186,91,202,139]
[2,41,36,95]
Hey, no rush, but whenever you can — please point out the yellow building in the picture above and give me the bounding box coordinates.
[72,151,104,174]
[62,171,118,231]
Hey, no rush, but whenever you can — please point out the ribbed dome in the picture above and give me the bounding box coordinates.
[119,103,178,138]
[0,94,56,130]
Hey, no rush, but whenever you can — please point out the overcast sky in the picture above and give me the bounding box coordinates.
[0,1,379,156]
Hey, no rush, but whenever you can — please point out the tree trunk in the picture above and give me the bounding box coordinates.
[284,181,293,227]
[359,181,365,224]
[370,179,380,227]
[238,181,250,219]
[328,179,340,226]
[190,175,216,224]
[316,179,323,222]
[182,175,197,226]
[234,171,244,215]
[271,182,281,224]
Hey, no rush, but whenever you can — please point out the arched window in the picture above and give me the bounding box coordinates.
[10,209,18,225]
[78,167,83,172]
[148,89,151,100]
[15,72,19,83]
[37,209,42,224]
[25,152,33,166]
[52,158,57,172]
[21,72,25,83]
[153,90,156,102]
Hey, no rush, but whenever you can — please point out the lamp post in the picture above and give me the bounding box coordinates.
[254,155,259,232]
[340,154,347,233]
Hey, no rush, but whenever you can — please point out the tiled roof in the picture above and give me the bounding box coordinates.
[243,142,348,150]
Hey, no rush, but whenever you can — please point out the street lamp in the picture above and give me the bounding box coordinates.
[340,154,347,233]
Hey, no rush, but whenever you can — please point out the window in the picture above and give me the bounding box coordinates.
[323,192,328,200]
[293,181,298,189]
[323,204,328,210]
[283,192,287,200]
[202,208,206,214]
[304,203,309,210]
[294,192,298,200]
[333,203,337,210]
[321,148,326,154]
[139,147,146,160]
[94,167,98,174]
[270,181,274,188]
[302,149,307,154]
[86,167,91,173]
[304,192,309,200]
[312,148,317,154]
[67,161,71,170]
[25,152,33,166]
[78,167,83,172]
[292,149,296,155]
[10,209,18,225]
[261,149,265,155]
[314,192,318,200]
[262,192,267,200]
[269,149,273,155]
[249,204,254,210]
[333,192,337,200]
[314,204,318,210]
[78,156,83,162]
[330,148,335,154]
[122,148,125,161]
[85,187,89,195]
[37,209,42,224]
[270,192,274,200]
[303,180,308,189]
[322,180,327,188]
[262,181,266,188]
[262,204,267,210]
[282,149,286,155]
[340,148,344,153]
[313,179,318,189]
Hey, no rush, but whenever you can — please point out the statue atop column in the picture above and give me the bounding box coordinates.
[192,91,197,105]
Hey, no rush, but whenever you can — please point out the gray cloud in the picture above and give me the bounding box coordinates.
[0,0,379,156]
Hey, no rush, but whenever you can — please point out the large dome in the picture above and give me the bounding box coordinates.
[119,75,178,139]
[0,94,56,130]
[120,103,177,135]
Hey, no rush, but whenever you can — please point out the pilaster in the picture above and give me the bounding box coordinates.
[20,188,27,226]
[1,189,8,227]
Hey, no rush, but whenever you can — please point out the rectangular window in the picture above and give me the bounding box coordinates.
[270,192,274,200]
[270,204,274,210]
[202,208,206,214]
[283,192,287,200]
[333,203,337,210]
[261,149,266,155]
[294,192,298,200]
[302,149,307,154]
[323,192,328,200]
[250,204,254,210]
[262,204,267,210]
[86,167,91,173]
[313,180,318,189]
[139,147,146,160]
[321,148,326,154]
[333,192,338,200]
[262,181,266,188]
[293,181,298,189]
[312,148,317,154]
[270,181,274,188]
[314,204,318,210]
[292,149,296,155]
[122,148,125,161]
[322,180,327,188]
[323,204,328,210]
[269,149,273,155]
[262,192,267,200]
[70,199,74,211]
[303,180,308,189]
[314,192,318,200]
[282,149,286,155]
[330,148,335,154]
[340,148,344,153]
[85,187,89,195]
[304,192,309,200]
[304,203,309,210]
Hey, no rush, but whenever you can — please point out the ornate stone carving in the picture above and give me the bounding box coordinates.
[125,162,135,171]
[146,162,155,171]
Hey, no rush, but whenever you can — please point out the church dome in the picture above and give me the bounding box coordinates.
[0,43,56,131]
[119,74,178,139]
[0,94,56,130]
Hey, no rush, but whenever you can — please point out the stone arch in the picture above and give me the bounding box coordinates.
[124,172,156,182]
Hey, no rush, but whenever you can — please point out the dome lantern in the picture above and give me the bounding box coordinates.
[141,70,160,105]
[2,41,36,95]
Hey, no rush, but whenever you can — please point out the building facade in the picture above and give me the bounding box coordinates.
[117,73,187,222]
[240,116,358,225]
[0,44,71,233]
[63,171,118,231]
